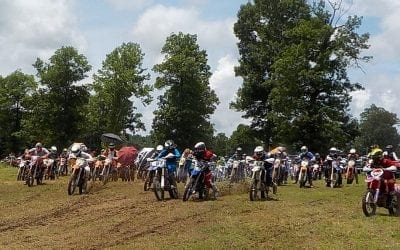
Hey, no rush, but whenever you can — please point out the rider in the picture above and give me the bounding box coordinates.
[101,143,119,175]
[157,140,181,188]
[324,147,342,187]
[253,145,276,195]
[59,148,69,175]
[26,142,50,182]
[295,145,315,188]
[369,147,399,204]
[48,146,58,177]
[383,145,398,161]
[314,153,323,180]
[192,142,219,196]
[229,147,246,181]
[69,144,93,179]
[347,148,360,184]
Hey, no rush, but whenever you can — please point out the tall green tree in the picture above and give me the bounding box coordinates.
[151,32,219,149]
[232,0,369,153]
[86,42,152,149]
[354,104,400,155]
[24,46,92,148]
[0,71,36,155]
[210,133,230,157]
[229,124,262,156]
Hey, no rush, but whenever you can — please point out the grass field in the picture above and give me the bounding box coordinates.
[0,164,399,250]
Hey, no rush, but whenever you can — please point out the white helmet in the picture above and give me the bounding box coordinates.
[156,145,164,151]
[349,148,356,154]
[254,146,264,153]
[51,146,57,152]
[71,144,81,155]
[301,146,307,153]
[194,142,206,150]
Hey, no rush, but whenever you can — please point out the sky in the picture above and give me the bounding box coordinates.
[0,0,399,136]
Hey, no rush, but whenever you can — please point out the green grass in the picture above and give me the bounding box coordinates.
[1,163,400,249]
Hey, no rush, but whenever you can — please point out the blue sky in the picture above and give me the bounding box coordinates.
[0,0,399,136]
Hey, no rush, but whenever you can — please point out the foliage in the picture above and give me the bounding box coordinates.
[85,42,152,150]
[0,71,36,155]
[229,124,262,156]
[21,46,92,149]
[354,104,400,155]
[232,0,370,153]
[151,32,219,149]
[210,133,230,157]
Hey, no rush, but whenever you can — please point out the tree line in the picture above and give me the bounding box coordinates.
[0,0,399,158]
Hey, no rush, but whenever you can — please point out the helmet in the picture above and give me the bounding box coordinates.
[156,145,164,151]
[63,148,68,152]
[35,142,42,148]
[315,153,320,158]
[108,143,115,148]
[71,144,81,155]
[80,144,88,152]
[236,147,242,152]
[254,146,264,156]
[51,146,57,152]
[164,140,174,149]
[329,147,337,153]
[370,148,383,159]
[194,142,206,150]
[300,146,307,153]
[349,148,356,154]
[385,145,393,152]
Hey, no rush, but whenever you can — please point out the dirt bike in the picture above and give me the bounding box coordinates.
[58,157,68,176]
[100,158,118,184]
[25,156,44,187]
[67,157,88,195]
[43,158,57,180]
[272,158,284,186]
[312,163,320,181]
[183,159,217,202]
[16,158,29,181]
[298,159,309,188]
[362,166,400,217]
[144,159,158,191]
[249,160,269,201]
[330,160,343,188]
[346,159,358,184]
[153,155,179,201]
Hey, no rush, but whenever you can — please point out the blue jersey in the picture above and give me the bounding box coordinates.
[157,148,181,172]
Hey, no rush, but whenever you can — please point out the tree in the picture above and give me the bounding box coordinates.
[24,46,92,148]
[354,105,400,155]
[232,0,370,153]
[151,32,219,149]
[0,71,37,155]
[229,124,262,156]
[86,42,152,150]
[210,133,230,157]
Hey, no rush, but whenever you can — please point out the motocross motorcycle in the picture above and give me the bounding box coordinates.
[183,159,217,201]
[67,157,88,195]
[152,154,179,201]
[362,165,400,217]
[298,159,309,188]
[249,160,269,201]
[16,158,29,181]
[43,158,57,180]
[272,158,284,186]
[25,155,44,187]
[144,158,158,191]
[229,159,245,184]
[346,159,357,184]
[58,157,68,176]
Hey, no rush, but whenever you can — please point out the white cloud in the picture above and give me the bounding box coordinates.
[210,55,249,136]
[104,0,154,11]
[0,0,86,75]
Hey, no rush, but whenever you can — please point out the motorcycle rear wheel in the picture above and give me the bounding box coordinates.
[153,177,164,201]
[68,173,78,195]
[362,190,376,217]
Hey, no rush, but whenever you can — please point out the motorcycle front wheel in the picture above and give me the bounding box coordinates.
[153,176,164,201]
[68,171,79,195]
[183,178,195,202]
[362,189,376,217]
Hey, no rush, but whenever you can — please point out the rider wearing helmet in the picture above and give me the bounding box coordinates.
[26,142,50,182]
[295,145,315,187]
[192,141,219,196]
[324,147,341,187]
[69,144,93,179]
[383,145,398,161]
[157,140,181,188]
[252,146,276,195]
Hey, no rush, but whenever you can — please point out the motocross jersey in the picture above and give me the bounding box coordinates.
[28,147,49,157]
[157,148,181,172]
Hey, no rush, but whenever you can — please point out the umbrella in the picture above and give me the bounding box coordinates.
[118,146,138,167]
[101,133,123,144]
